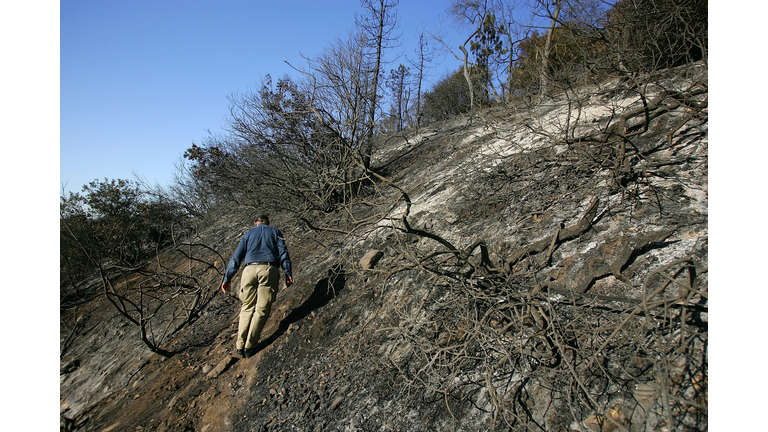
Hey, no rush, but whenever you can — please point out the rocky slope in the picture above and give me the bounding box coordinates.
[60,63,708,432]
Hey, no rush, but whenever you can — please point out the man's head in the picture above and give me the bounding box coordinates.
[255,214,270,225]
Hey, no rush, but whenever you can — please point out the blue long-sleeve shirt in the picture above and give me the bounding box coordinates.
[223,223,292,283]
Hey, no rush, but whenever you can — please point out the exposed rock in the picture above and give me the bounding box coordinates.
[206,356,234,379]
[329,396,344,410]
[359,249,383,270]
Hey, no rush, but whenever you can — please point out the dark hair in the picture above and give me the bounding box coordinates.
[255,214,270,225]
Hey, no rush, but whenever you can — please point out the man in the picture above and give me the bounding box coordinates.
[221,214,294,358]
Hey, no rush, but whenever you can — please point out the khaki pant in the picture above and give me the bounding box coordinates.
[237,264,279,350]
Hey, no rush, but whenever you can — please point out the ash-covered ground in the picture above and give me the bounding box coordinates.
[61,64,708,432]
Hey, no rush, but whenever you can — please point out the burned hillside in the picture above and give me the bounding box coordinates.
[60,62,708,432]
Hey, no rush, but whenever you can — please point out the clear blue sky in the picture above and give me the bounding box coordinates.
[60,0,473,194]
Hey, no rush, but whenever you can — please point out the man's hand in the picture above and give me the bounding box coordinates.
[221,282,231,294]
[285,276,294,288]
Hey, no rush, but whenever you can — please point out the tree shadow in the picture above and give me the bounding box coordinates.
[258,264,346,349]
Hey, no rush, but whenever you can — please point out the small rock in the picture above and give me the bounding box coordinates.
[359,250,383,270]
[330,396,344,410]
[443,212,459,224]
[206,356,234,379]
[287,323,300,335]
[202,364,211,374]
[634,383,656,406]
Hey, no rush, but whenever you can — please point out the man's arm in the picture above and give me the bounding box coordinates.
[276,229,293,286]
[221,235,248,293]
